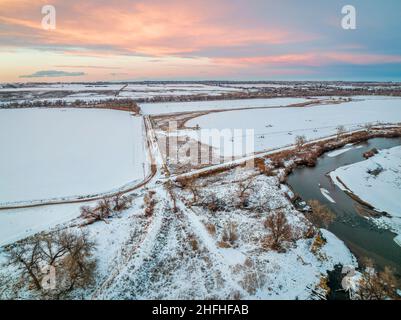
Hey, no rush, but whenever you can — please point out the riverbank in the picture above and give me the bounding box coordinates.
[329,146,401,242]
[284,136,401,277]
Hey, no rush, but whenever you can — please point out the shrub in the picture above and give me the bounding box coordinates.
[188,235,199,251]
[80,197,113,223]
[220,222,238,247]
[111,193,132,212]
[204,223,216,236]
[96,198,113,220]
[295,135,306,151]
[357,259,398,300]
[201,193,226,213]
[144,191,156,217]
[262,210,293,252]
[310,232,327,254]
[175,176,199,204]
[236,178,255,208]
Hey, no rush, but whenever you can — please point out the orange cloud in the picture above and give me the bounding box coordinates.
[0,0,315,57]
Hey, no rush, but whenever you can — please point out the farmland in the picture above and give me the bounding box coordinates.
[0,81,400,300]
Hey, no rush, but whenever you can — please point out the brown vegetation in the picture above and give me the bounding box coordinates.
[295,135,306,151]
[219,222,238,247]
[307,200,336,228]
[175,176,199,204]
[236,178,255,208]
[204,222,216,236]
[144,191,157,217]
[5,230,96,298]
[357,259,398,300]
[262,210,293,252]
[111,193,132,212]
[80,194,132,224]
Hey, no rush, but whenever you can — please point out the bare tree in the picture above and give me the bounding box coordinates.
[80,197,113,223]
[176,176,199,204]
[262,210,293,252]
[336,125,346,140]
[111,193,132,212]
[97,198,113,219]
[237,178,255,208]
[307,200,336,228]
[5,231,96,297]
[295,135,306,151]
[6,236,43,290]
[201,192,226,213]
[364,123,373,134]
[55,231,97,295]
[357,259,398,300]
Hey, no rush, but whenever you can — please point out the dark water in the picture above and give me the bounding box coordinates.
[287,138,401,275]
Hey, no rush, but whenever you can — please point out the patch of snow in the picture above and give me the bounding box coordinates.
[0,203,83,246]
[320,188,336,203]
[327,147,353,157]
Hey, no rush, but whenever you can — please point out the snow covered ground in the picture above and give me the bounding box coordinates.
[0,83,244,106]
[183,96,401,157]
[0,203,83,246]
[1,89,397,300]
[0,83,241,93]
[140,97,310,115]
[0,108,147,205]
[329,146,401,239]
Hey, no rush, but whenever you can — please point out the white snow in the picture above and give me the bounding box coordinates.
[184,96,401,157]
[320,188,336,203]
[0,108,147,204]
[330,146,401,237]
[327,145,353,157]
[140,97,310,115]
[0,203,83,246]
[0,83,244,105]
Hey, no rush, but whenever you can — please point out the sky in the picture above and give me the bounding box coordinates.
[1,0,401,82]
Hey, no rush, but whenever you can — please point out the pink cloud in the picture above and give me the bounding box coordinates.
[0,0,316,57]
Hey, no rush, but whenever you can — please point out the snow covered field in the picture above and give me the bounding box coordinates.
[140,97,310,115]
[0,83,244,106]
[0,83,241,93]
[1,89,399,300]
[330,146,401,239]
[0,108,147,204]
[0,203,83,246]
[184,96,401,157]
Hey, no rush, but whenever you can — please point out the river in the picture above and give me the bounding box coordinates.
[287,137,401,276]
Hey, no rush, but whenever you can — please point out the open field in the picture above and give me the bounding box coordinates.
[184,96,401,157]
[0,108,147,205]
[140,97,311,115]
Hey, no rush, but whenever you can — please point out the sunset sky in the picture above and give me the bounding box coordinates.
[1,0,401,82]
